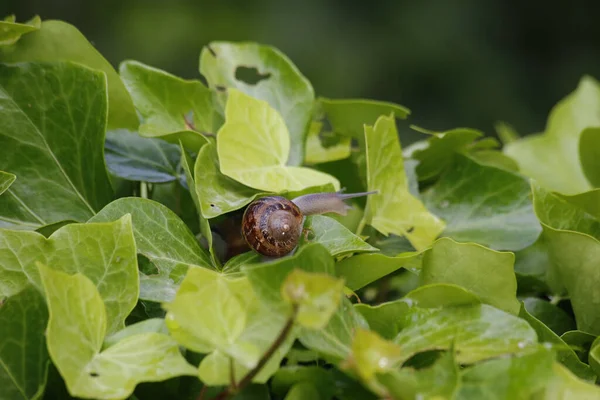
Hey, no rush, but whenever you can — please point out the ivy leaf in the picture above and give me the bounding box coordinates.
[364,114,445,250]
[410,127,482,182]
[580,127,600,188]
[216,89,339,192]
[195,141,262,218]
[119,60,214,150]
[319,98,410,141]
[298,297,369,362]
[539,363,600,398]
[302,215,378,257]
[0,20,137,130]
[344,328,403,384]
[0,170,15,196]
[0,216,137,334]
[590,337,600,378]
[523,298,576,336]
[505,76,600,195]
[200,41,314,166]
[0,286,49,400]
[39,263,195,399]
[271,366,336,399]
[105,130,182,183]
[0,15,40,46]
[456,347,555,399]
[243,243,335,311]
[103,318,168,349]
[518,302,595,381]
[304,121,351,164]
[90,198,213,302]
[281,269,345,329]
[420,238,520,315]
[393,304,537,365]
[0,62,113,229]
[336,252,420,291]
[422,154,541,251]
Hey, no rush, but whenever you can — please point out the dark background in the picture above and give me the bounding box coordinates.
[4,0,600,139]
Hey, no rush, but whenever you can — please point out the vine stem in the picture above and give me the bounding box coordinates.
[206,305,298,400]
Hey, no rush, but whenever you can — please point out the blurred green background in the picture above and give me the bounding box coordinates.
[3,0,600,139]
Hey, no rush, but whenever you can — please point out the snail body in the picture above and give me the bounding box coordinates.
[241,191,377,257]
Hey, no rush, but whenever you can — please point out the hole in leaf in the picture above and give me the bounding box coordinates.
[235,66,271,85]
[215,85,226,92]
[89,372,99,377]
[406,226,415,233]
[210,203,215,207]
[207,45,217,57]
[138,254,158,275]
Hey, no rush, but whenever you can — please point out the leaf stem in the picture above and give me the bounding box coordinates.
[211,305,298,400]
[140,181,148,199]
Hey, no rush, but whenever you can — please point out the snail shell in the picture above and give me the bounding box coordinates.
[241,196,304,257]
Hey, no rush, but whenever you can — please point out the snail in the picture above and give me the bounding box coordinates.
[242,190,377,257]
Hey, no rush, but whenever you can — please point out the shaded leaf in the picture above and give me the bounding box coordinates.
[0,216,137,334]
[422,154,541,251]
[119,60,214,150]
[420,238,520,314]
[335,252,420,291]
[0,170,15,196]
[393,304,537,365]
[216,89,339,192]
[580,127,600,188]
[0,20,137,129]
[0,286,49,400]
[200,41,314,166]
[271,366,335,399]
[504,76,600,195]
[364,114,445,250]
[90,198,213,302]
[0,62,113,229]
[523,298,576,336]
[304,121,351,164]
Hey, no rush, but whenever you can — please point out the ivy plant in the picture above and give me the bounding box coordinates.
[1,15,600,400]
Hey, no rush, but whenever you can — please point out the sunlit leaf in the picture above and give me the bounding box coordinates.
[120,60,214,150]
[0,216,137,334]
[539,363,600,399]
[216,89,339,192]
[0,15,40,46]
[91,198,213,302]
[344,328,403,384]
[303,215,378,257]
[505,76,600,195]
[0,62,113,229]
[304,121,351,164]
[200,41,314,166]
[336,252,420,291]
[0,286,49,400]
[422,154,541,251]
[420,238,520,314]
[364,114,445,250]
[0,20,137,129]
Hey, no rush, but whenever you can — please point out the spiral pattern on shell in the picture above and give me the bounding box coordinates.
[242,196,304,257]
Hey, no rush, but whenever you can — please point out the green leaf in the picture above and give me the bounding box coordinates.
[590,336,600,378]
[194,141,262,219]
[0,20,137,130]
[561,330,596,360]
[393,304,537,364]
[518,302,595,381]
[580,127,600,188]
[422,154,541,251]
[0,216,137,334]
[105,130,182,183]
[539,362,600,399]
[281,269,345,329]
[243,243,335,310]
[271,366,335,399]
[0,62,113,229]
[303,215,378,257]
[495,121,520,145]
[119,60,214,150]
[90,198,213,302]
[355,284,480,340]
[103,318,168,349]
[523,298,576,336]
[304,121,351,164]
[216,89,339,192]
[39,263,196,399]
[456,347,555,400]
[200,41,314,166]
[0,286,49,400]
[284,382,321,400]
[344,328,403,384]
[319,98,410,140]
[298,297,369,362]
[336,252,420,291]
[0,170,15,196]
[0,15,40,46]
[364,114,445,250]
[420,238,520,314]
[504,76,600,195]
[410,127,482,182]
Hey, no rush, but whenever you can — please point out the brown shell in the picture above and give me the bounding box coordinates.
[242,196,304,257]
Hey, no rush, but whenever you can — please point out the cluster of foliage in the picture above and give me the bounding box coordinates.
[1,15,600,400]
